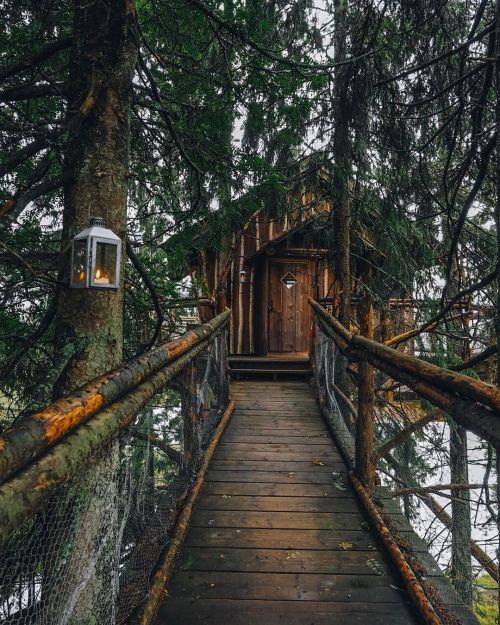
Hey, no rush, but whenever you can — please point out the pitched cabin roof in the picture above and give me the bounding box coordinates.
[165,153,383,277]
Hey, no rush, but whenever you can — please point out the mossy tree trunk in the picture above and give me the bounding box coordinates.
[54,0,137,390]
[331,0,352,406]
[46,2,138,623]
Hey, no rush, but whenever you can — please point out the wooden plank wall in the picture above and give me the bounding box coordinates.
[192,199,412,355]
[225,207,336,354]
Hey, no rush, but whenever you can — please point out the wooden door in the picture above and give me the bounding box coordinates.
[268,260,311,352]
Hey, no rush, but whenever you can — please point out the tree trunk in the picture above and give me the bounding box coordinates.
[356,282,375,491]
[494,0,500,617]
[331,0,352,405]
[46,2,137,623]
[442,226,473,603]
[54,0,137,393]
[449,424,472,604]
[181,359,202,475]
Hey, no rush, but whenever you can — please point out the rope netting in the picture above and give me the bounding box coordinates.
[0,330,229,625]
[311,321,496,625]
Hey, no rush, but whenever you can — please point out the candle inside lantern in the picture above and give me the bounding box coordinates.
[94,268,110,284]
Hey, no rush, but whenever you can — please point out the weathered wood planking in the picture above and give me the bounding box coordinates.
[154,381,418,625]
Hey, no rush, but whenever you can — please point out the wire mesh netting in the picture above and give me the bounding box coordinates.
[311,321,496,625]
[0,331,229,625]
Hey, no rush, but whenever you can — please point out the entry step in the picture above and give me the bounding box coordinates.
[229,355,311,380]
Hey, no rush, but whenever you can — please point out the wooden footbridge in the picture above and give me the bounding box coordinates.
[0,301,497,625]
[156,380,418,625]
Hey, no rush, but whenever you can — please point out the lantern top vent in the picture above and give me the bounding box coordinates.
[90,216,106,227]
[73,217,121,242]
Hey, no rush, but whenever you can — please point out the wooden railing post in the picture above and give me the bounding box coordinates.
[356,285,376,491]
[181,359,200,474]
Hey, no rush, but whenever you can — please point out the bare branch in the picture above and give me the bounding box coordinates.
[0,37,72,83]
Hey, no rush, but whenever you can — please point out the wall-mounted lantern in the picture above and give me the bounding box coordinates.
[239,268,248,284]
[70,217,121,289]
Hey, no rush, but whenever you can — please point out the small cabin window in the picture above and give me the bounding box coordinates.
[281,272,297,290]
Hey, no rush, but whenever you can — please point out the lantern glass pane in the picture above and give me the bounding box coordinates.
[94,241,117,286]
[71,239,87,285]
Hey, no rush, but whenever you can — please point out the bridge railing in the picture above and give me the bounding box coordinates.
[0,310,230,625]
[309,298,498,625]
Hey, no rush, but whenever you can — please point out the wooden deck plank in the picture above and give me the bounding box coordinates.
[222,433,330,442]
[229,414,321,421]
[177,547,392,575]
[206,470,345,483]
[214,450,342,462]
[196,495,361,512]
[169,571,405,602]
[156,600,415,625]
[208,466,347,484]
[202,481,353,498]
[190,510,368,530]
[153,380,418,625]
[217,442,338,452]
[186,527,377,550]
[209,459,346,472]
[226,415,323,422]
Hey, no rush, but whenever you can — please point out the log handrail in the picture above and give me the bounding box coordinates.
[0,310,230,486]
[310,297,499,618]
[309,298,500,447]
[0,311,231,550]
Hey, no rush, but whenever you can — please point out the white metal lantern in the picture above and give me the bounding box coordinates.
[70,217,121,289]
[239,268,248,284]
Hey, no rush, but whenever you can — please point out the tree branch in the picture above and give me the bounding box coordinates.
[126,239,166,349]
[0,82,67,102]
[0,171,69,222]
[376,22,494,86]
[0,37,72,83]
[374,411,439,462]
[0,129,61,177]
[384,270,497,347]
[128,427,182,464]
[185,0,377,73]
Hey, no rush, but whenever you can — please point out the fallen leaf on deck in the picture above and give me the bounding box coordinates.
[337,542,354,551]
[331,471,346,491]
[366,558,384,575]
[312,458,325,466]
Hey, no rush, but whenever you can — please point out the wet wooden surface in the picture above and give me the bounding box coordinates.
[155,381,418,625]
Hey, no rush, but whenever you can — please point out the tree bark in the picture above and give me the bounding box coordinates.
[181,360,202,474]
[54,0,137,391]
[331,0,352,408]
[494,0,500,617]
[449,425,472,603]
[356,283,376,491]
[47,2,138,623]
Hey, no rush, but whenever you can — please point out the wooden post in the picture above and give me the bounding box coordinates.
[181,360,200,474]
[356,281,376,491]
[379,305,394,403]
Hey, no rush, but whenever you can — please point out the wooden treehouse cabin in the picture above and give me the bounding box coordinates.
[185,158,392,366]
